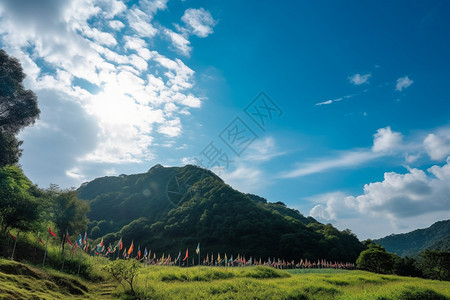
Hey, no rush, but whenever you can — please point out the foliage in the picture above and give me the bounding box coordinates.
[0,49,40,167]
[102,260,141,296]
[394,256,423,278]
[0,166,41,232]
[49,188,89,247]
[356,247,397,274]
[417,250,450,281]
[374,219,450,257]
[79,164,365,262]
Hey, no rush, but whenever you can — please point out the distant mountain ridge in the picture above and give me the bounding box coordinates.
[374,220,450,257]
[78,164,365,261]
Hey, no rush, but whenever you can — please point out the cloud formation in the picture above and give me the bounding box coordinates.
[424,129,450,160]
[395,76,413,91]
[310,158,450,230]
[181,8,217,38]
[0,0,216,186]
[349,73,371,85]
[372,126,403,152]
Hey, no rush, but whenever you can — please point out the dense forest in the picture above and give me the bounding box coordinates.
[79,164,366,262]
[374,220,450,257]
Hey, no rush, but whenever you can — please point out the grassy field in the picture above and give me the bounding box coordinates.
[1,259,449,299]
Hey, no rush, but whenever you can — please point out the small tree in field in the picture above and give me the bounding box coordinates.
[356,248,397,274]
[102,260,141,296]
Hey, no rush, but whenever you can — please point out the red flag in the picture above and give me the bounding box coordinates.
[66,233,73,246]
[8,232,16,240]
[48,226,56,237]
[183,248,189,261]
[39,237,45,245]
[120,239,123,250]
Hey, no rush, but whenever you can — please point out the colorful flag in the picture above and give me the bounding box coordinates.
[77,234,83,247]
[48,226,56,237]
[128,241,134,255]
[83,231,87,245]
[123,247,127,258]
[182,248,188,261]
[99,238,103,247]
[137,245,141,259]
[39,237,45,245]
[196,243,200,254]
[8,231,16,240]
[176,251,181,262]
[144,248,148,259]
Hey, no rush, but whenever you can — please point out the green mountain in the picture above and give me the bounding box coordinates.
[374,220,450,257]
[78,164,365,261]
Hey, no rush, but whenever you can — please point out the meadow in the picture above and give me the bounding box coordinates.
[1,258,449,299]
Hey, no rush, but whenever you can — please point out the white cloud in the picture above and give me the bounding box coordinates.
[157,118,182,137]
[309,159,450,238]
[372,126,403,152]
[126,3,164,38]
[109,20,125,30]
[242,136,287,162]
[349,73,371,85]
[0,0,215,187]
[396,76,413,91]
[314,94,356,106]
[84,27,117,47]
[66,167,86,180]
[315,99,333,106]
[163,28,191,56]
[181,8,217,38]
[424,130,450,160]
[281,150,379,178]
[219,164,267,194]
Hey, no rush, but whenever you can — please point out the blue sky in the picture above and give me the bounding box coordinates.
[1,0,449,239]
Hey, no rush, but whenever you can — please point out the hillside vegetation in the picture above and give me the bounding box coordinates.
[374,220,450,257]
[79,164,365,262]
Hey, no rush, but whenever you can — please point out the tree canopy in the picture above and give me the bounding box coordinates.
[0,165,41,233]
[0,49,40,167]
[51,189,89,244]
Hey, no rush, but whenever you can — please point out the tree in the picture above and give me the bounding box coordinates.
[356,248,397,274]
[51,189,89,249]
[0,166,41,232]
[102,260,141,296]
[418,250,450,281]
[0,49,40,167]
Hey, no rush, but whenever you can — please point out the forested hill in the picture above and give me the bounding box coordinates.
[374,220,450,257]
[78,164,365,261]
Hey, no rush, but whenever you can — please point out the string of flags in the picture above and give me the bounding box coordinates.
[7,228,355,270]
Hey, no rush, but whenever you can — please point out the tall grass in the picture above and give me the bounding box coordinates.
[102,263,450,299]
